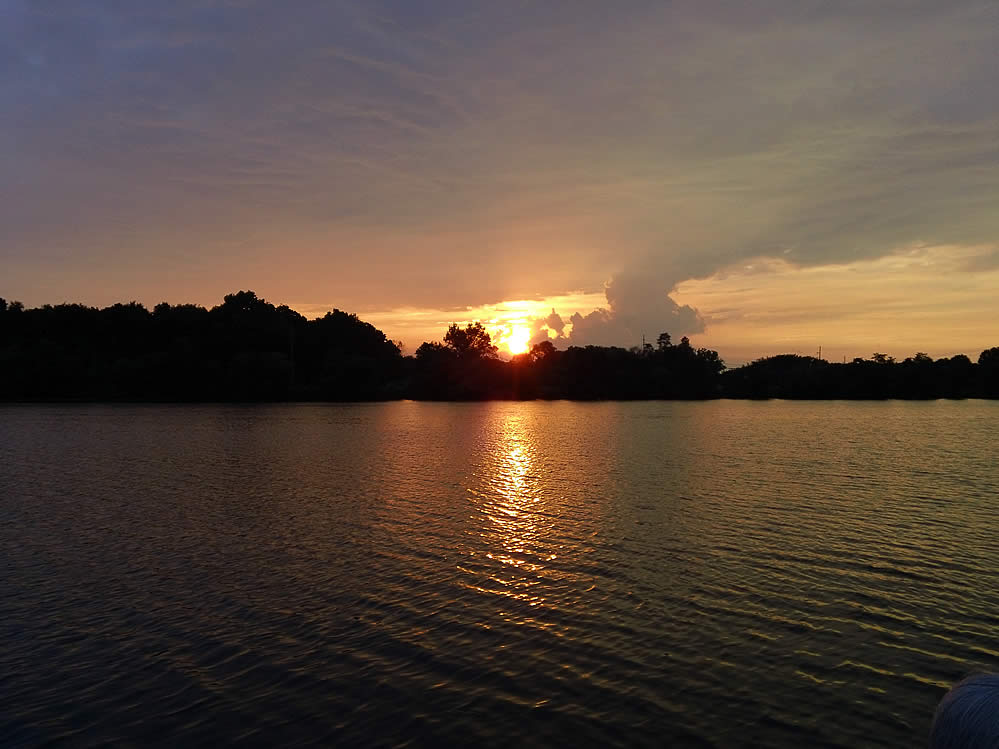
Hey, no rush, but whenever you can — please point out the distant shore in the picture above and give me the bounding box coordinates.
[2,291,997,402]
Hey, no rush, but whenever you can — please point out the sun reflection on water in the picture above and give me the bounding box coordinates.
[487,426,543,564]
[459,409,586,621]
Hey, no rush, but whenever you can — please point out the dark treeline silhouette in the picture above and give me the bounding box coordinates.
[0,291,402,401]
[1,292,997,401]
[409,326,724,399]
[722,351,999,400]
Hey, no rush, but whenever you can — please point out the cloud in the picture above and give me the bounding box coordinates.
[511,270,705,349]
[527,308,566,346]
[961,247,999,272]
[2,0,999,350]
[562,272,706,347]
[673,243,999,364]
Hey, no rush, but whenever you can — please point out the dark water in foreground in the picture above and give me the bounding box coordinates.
[2,402,998,748]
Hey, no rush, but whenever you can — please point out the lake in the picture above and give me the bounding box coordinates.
[2,401,998,747]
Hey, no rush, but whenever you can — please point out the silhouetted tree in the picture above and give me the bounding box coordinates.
[980,347,999,397]
[415,341,454,362]
[530,340,556,362]
[0,291,409,401]
[443,322,498,359]
[980,347,999,367]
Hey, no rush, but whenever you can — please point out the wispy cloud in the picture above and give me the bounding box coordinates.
[2,1,998,355]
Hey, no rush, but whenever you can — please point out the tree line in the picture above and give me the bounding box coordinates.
[1,292,996,401]
[723,351,999,399]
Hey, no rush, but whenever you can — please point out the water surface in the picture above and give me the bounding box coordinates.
[2,401,998,747]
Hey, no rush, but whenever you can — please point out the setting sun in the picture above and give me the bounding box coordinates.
[505,324,532,355]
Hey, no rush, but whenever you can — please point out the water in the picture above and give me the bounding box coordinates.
[2,401,998,748]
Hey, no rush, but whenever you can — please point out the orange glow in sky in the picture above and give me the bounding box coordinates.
[503,324,532,355]
[4,1,999,367]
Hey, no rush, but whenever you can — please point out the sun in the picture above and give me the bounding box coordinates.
[505,324,531,355]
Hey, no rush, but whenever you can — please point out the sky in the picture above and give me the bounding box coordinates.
[3,0,999,364]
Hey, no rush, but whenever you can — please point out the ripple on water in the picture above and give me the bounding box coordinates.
[2,401,999,748]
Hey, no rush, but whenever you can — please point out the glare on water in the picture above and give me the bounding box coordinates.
[2,401,998,748]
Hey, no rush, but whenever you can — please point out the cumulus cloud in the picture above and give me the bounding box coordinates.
[562,272,705,347]
[515,270,706,349]
[528,308,566,346]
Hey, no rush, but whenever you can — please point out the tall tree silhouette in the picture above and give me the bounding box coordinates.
[443,322,498,359]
